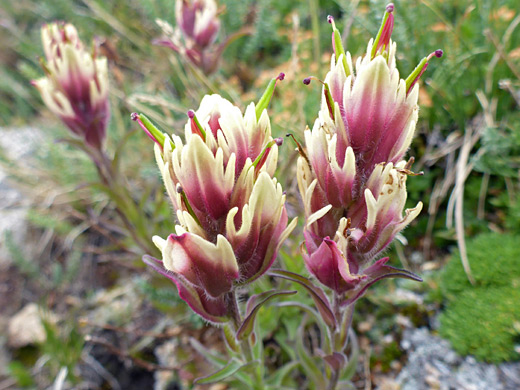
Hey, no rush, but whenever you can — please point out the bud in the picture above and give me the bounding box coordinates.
[155,0,223,74]
[298,5,434,303]
[142,84,296,322]
[176,0,220,49]
[32,22,110,149]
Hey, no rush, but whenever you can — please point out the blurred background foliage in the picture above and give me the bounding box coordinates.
[1,0,520,387]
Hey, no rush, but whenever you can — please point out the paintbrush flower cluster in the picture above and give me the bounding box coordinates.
[155,0,223,74]
[135,74,296,323]
[32,22,109,150]
[298,4,441,304]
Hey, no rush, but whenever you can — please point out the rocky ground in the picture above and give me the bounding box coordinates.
[382,327,520,390]
[0,127,44,384]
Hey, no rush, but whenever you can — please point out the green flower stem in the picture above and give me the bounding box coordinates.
[226,291,265,390]
[326,295,356,390]
[86,144,158,256]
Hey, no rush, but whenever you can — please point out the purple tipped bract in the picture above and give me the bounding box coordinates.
[187,109,195,119]
[386,3,394,12]
[130,112,139,121]
[435,49,443,58]
[303,77,311,85]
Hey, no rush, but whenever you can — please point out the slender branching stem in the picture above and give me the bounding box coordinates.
[84,144,156,255]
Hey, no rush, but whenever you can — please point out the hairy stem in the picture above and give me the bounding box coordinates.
[225,291,264,390]
[327,295,356,390]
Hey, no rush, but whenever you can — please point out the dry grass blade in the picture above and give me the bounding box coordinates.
[452,127,475,285]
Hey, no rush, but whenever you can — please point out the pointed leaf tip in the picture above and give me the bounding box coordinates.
[268,269,336,328]
[237,290,297,340]
[193,358,245,385]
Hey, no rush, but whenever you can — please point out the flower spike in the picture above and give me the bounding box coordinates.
[145,93,296,321]
[405,49,443,94]
[33,22,109,150]
[297,3,437,305]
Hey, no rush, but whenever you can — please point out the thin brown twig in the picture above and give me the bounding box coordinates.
[477,173,490,220]
[447,123,481,285]
[363,346,372,390]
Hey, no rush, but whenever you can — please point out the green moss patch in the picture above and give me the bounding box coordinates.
[439,232,520,363]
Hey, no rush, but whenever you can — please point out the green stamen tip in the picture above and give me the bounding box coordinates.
[323,83,335,121]
[252,139,276,168]
[188,110,206,140]
[255,72,285,120]
[405,56,428,91]
[371,11,390,58]
[329,16,350,77]
[176,184,202,227]
[132,113,171,150]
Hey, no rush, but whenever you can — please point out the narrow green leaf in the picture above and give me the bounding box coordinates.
[266,361,300,387]
[189,338,227,367]
[237,290,297,340]
[296,321,326,389]
[223,324,240,354]
[194,358,244,385]
[269,269,336,328]
[255,73,285,120]
[189,338,253,387]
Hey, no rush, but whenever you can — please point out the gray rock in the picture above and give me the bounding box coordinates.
[394,327,520,390]
[154,340,177,390]
[0,208,29,269]
[7,303,57,348]
[0,127,43,268]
